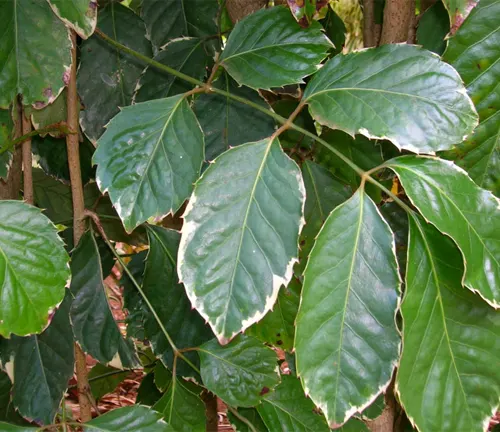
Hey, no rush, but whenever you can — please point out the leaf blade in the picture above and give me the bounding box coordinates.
[47,0,97,39]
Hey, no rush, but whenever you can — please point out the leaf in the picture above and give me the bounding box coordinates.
[47,0,98,39]
[178,137,305,342]
[94,95,204,232]
[88,364,130,400]
[78,3,152,141]
[396,216,500,432]
[288,0,330,26]
[84,406,174,431]
[359,394,385,420]
[153,373,206,432]
[299,159,351,272]
[134,38,210,103]
[303,44,478,154]
[442,0,476,23]
[11,293,74,425]
[70,231,139,368]
[387,155,500,307]
[295,190,400,427]
[0,0,71,109]
[227,408,268,432]
[198,335,280,407]
[194,71,277,161]
[246,277,301,351]
[416,1,450,55]
[0,424,39,431]
[141,0,219,52]
[257,375,330,432]
[380,201,409,276]
[142,226,213,378]
[0,109,13,180]
[137,372,163,406]
[320,7,346,56]
[338,418,370,432]
[272,100,316,151]
[442,0,500,196]
[24,90,68,138]
[219,6,332,90]
[0,201,70,337]
[32,135,94,185]
[0,370,28,425]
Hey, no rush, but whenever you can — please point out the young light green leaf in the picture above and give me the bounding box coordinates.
[247,277,301,351]
[0,109,13,180]
[178,137,305,343]
[84,405,174,431]
[78,3,152,141]
[141,0,219,52]
[153,373,205,432]
[94,95,204,233]
[396,216,500,432]
[417,1,450,55]
[387,156,500,307]
[443,0,500,196]
[70,231,139,368]
[11,293,74,425]
[219,6,332,90]
[227,408,268,432]
[47,0,97,39]
[142,226,213,378]
[295,190,400,428]
[134,38,210,103]
[0,0,72,109]
[199,335,280,407]
[257,375,330,432]
[194,71,277,161]
[0,201,70,337]
[303,44,478,154]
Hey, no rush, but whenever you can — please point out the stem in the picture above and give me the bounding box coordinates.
[67,30,93,423]
[227,405,257,432]
[21,108,33,205]
[362,0,377,47]
[0,124,74,155]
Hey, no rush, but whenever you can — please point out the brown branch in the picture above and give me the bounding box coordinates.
[362,0,377,47]
[226,0,267,24]
[67,30,92,423]
[21,108,33,204]
[203,391,219,432]
[379,0,415,44]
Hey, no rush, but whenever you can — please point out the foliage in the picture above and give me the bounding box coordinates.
[0,1,499,432]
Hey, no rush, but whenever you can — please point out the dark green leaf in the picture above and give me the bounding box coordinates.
[227,408,268,432]
[178,137,305,342]
[257,375,330,432]
[24,91,68,138]
[0,109,13,180]
[70,231,140,368]
[88,364,130,400]
[48,0,97,39]
[320,7,346,55]
[272,100,315,151]
[141,0,219,52]
[443,0,500,196]
[122,251,147,340]
[359,394,385,420]
[134,38,210,103]
[142,226,213,378]
[194,71,276,161]
[0,424,39,431]
[0,201,70,337]
[137,372,163,406]
[0,370,29,425]
[84,405,174,431]
[380,201,409,274]
[220,6,332,90]
[0,0,71,109]
[387,155,500,306]
[288,0,329,26]
[198,335,280,407]
[417,1,450,55]
[247,277,301,351]
[295,190,400,427]
[304,44,478,153]
[396,216,500,432]
[338,418,370,432]
[78,3,152,141]
[11,293,74,425]
[94,95,204,232]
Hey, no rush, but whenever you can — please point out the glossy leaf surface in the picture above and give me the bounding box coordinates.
[194,72,276,161]
[0,201,70,337]
[304,44,478,153]
[70,231,139,368]
[443,0,500,196]
[142,226,212,377]
[387,156,500,306]
[295,190,400,427]
[220,6,332,90]
[84,406,174,431]
[48,0,97,39]
[0,0,71,109]
[134,38,210,103]
[11,293,74,425]
[94,95,204,232]
[178,137,305,342]
[397,216,500,432]
[257,375,330,432]
[199,335,280,407]
[78,3,152,141]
